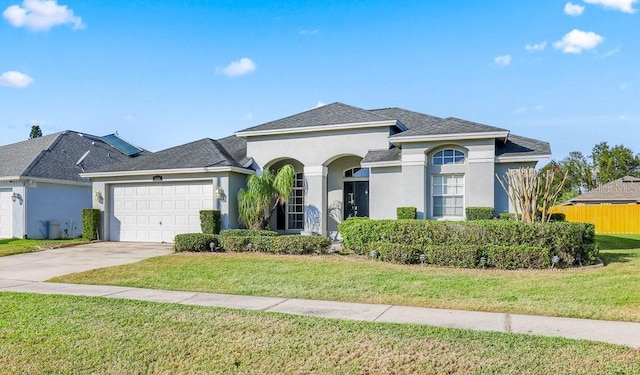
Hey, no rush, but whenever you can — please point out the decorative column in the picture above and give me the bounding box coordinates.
[303,165,328,236]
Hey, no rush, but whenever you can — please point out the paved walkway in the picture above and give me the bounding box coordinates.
[1,279,639,349]
[0,242,639,349]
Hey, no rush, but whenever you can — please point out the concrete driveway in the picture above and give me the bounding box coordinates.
[0,242,173,282]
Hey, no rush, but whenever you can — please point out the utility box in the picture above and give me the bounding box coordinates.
[48,220,60,240]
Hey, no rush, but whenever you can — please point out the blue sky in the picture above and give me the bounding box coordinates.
[2,0,639,162]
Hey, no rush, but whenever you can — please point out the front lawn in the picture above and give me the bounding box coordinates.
[51,234,640,322]
[0,238,89,257]
[0,293,638,374]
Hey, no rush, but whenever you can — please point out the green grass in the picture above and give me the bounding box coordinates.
[0,238,89,257]
[51,234,640,322]
[0,293,638,374]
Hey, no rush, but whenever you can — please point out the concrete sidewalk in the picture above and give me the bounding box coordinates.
[1,279,639,349]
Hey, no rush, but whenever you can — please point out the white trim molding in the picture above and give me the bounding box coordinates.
[303,165,328,177]
[236,120,400,138]
[391,131,510,145]
[81,166,254,179]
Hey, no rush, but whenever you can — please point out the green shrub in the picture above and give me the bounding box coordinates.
[174,233,221,252]
[465,207,494,220]
[200,210,221,234]
[339,218,597,268]
[482,245,550,269]
[423,245,481,268]
[497,212,516,220]
[396,207,417,220]
[370,242,421,264]
[219,229,278,237]
[81,208,101,240]
[219,235,331,255]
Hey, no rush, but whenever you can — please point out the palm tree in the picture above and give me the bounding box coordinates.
[238,165,296,229]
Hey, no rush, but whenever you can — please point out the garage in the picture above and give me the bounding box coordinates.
[0,189,13,238]
[109,181,213,242]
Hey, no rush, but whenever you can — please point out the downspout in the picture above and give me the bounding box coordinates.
[22,180,28,239]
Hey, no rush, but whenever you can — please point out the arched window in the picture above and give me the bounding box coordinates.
[344,167,369,178]
[432,149,465,165]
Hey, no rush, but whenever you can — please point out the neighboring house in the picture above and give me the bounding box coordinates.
[552,176,640,234]
[0,131,144,239]
[565,176,640,205]
[83,102,550,242]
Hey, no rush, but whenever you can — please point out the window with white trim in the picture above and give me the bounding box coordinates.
[432,149,465,165]
[287,172,304,230]
[432,174,464,217]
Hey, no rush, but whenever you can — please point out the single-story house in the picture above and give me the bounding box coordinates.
[83,102,551,242]
[565,176,640,205]
[0,131,144,239]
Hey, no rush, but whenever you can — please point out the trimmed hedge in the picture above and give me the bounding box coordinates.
[369,242,552,269]
[483,245,550,269]
[219,229,278,237]
[498,212,516,221]
[81,208,101,240]
[174,233,221,252]
[465,207,494,220]
[219,235,331,255]
[396,207,417,220]
[200,210,221,234]
[338,218,597,269]
[370,242,421,264]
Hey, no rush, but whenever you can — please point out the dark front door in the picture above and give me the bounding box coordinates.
[344,181,369,219]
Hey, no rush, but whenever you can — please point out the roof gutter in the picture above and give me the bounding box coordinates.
[81,166,254,179]
[390,131,510,145]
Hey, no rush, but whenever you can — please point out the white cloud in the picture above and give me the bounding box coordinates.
[3,0,84,31]
[216,57,256,77]
[525,41,547,52]
[494,55,512,67]
[0,70,34,87]
[553,29,604,54]
[241,112,253,121]
[584,0,637,13]
[315,101,326,108]
[564,2,585,15]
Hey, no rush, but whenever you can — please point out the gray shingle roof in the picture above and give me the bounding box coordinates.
[237,102,394,133]
[362,148,401,164]
[568,176,640,204]
[217,135,250,166]
[390,116,508,138]
[496,134,551,158]
[88,138,248,173]
[369,107,442,130]
[0,131,133,182]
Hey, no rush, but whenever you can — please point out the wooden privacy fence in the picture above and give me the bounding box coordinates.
[549,204,640,234]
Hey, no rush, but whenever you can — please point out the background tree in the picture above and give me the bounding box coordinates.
[238,165,295,230]
[591,142,639,184]
[29,125,42,139]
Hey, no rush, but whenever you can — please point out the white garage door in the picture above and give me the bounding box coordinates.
[110,182,213,242]
[0,189,13,238]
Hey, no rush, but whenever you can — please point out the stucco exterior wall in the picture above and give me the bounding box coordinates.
[400,139,496,219]
[494,161,537,215]
[246,127,391,168]
[369,166,402,219]
[26,182,90,239]
[90,172,238,240]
